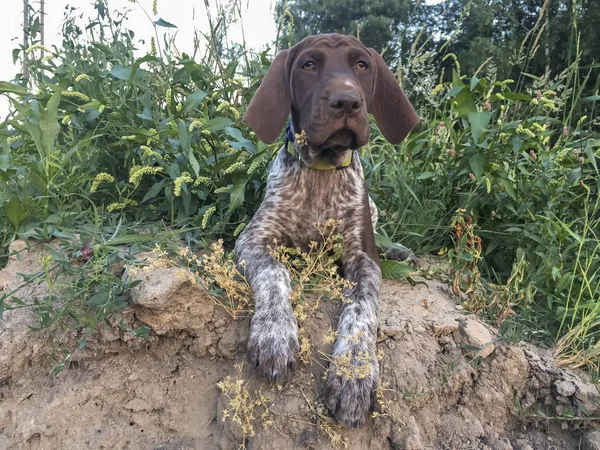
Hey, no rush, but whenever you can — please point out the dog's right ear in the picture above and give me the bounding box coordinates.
[243,50,291,144]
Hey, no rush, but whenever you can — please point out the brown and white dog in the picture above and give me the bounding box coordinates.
[235,34,419,428]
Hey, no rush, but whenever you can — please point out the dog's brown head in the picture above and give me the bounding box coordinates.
[243,34,419,168]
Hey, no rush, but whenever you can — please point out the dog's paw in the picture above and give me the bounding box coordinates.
[323,355,378,428]
[247,315,299,382]
[384,246,420,267]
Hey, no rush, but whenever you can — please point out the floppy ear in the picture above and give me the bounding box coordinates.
[243,50,291,144]
[368,49,419,145]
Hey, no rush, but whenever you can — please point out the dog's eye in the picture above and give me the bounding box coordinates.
[356,61,369,71]
[302,61,316,71]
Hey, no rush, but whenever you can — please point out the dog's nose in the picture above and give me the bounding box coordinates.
[328,91,362,115]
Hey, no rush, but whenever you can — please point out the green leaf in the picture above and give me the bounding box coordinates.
[204,117,234,132]
[87,292,107,306]
[109,66,131,81]
[136,108,153,121]
[183,91,207,114]
[416,171,436,180]
[469,76,480,91]
[584,143,598,173]
[155,18,177,28]
[380,260,415,280]
[566,168,582,185]
[468,152,485,179]
[134,326,151,337]
[454,88,477,117]
[459,252,474,262]
[5,195,26,230]
[468,111,491,144]
[582,95,600,103]
[228,173,250,214]
[129,54,156,83]
[142,179,166,203]
[177,121,199,176]
[374,233,419,252]
[0,81,30,96]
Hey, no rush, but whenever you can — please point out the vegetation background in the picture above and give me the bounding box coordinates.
[0,0,599,376]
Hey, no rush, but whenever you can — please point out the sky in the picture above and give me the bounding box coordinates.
[0,0,279,118]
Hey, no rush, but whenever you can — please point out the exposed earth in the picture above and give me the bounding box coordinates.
[1,240,599,450]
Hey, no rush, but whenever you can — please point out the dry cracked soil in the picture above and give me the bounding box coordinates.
[1,240,599,450]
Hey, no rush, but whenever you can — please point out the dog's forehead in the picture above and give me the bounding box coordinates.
[293,34,369,59]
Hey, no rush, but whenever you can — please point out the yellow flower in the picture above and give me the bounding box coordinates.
[189,119,204,132]
[129,165,164,186]
[224,161,244,174]
[194,176,210,186]
[61,91,90,102]
[90,172,115,193]
[202,206,217,229]
[25,44,50,54]
[431,84,444,96]
[75,74,91,82]
[107,199,138,212]
[166,88,172,108]
[147,128,159,146]
[247,160,260,175]
[173,172,193,196]
[233,222,246,237]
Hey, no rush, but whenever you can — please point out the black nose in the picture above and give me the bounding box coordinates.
[328,91,362,115]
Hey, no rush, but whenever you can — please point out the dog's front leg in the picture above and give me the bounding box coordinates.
[324,244,381,428]
[235,228,299,382]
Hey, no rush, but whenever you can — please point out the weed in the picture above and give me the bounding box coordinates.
[217,363,272,445]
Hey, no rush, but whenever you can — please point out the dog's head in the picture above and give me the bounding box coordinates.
[243,34,419,168]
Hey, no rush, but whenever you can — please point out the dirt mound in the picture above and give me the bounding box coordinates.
[0,241,598,449]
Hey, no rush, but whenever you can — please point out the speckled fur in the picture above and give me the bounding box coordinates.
[235,146,381,428]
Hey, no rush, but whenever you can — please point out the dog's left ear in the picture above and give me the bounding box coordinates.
[243,50,291,144]
[368,49,419,145]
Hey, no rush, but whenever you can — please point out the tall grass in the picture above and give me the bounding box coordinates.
[0,0,599,373]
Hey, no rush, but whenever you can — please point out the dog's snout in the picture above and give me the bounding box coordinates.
[328,91,362,115]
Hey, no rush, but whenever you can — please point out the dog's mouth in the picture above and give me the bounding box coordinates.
[318,129,357,153]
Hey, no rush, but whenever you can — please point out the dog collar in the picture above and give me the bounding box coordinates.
[283,121,352,170]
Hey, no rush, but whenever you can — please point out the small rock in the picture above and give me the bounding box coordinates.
[513,439,534,450]
[575,378,600,415]
[489,436,513,450]
[555,380,576,397]
[582,430,600,450]
[561,422,569,430]
[438,335,452,345]
[390,416,424,450]
[455,319,495,358]
[520,391,536,409]
[217,324,238,359]
[315,311,325,320]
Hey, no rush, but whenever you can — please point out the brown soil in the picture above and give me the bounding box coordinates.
[1,241,599,450]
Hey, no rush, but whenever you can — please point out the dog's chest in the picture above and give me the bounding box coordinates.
[264,151,365,245]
